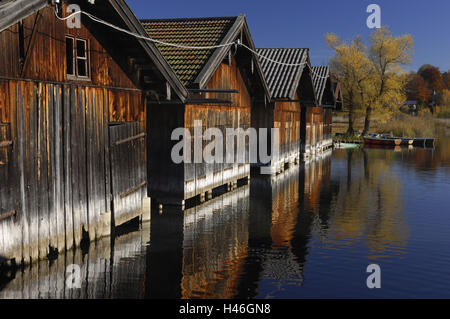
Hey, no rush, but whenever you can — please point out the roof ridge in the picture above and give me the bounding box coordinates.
[140,16,239,23]
[257,47,310,50]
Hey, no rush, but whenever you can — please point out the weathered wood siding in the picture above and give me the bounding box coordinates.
[148,56,251,205]
[322,108,333,148]
[0,5,147,263]
[302,106,323,158]
[273,95,301,169]
[0,5,137,88]
[185,56,251,199]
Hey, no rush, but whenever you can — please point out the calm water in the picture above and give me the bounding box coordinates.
[1,134,449,299]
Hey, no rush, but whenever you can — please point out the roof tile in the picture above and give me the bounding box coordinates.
[141,17,237,86]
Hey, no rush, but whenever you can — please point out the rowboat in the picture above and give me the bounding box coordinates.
[334,142,360,149]
[364,136,402,146]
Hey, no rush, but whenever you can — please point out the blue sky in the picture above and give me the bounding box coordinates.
[127,0,450,72]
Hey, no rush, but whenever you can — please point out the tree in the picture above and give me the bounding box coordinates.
[326,34,374,135]
[418,65,444,92]
[406,73,431,105]
[443,71,450,90]
[326,27,413,135]
[364,27,413,134]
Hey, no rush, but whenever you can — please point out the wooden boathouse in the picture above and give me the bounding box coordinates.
[0,0,187,264]
[311,66,342,151]
[254,48,316,172]
[141,16,270,207]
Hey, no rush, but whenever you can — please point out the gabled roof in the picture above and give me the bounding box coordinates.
[141,15,271,98]
[311,66,331,106]
[256,48,309,100]
[141,17,238,87]
[0,0,188,101]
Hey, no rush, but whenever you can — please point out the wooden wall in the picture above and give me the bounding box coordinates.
[185,57,251,200]
[273,95,301,168]
[148,56,252,205]
[302,106,323,157]
[323,108,332,142]
[0,5,137,89]
[0,5,147,263]
[251,96,301,173]
[0,80,146,263]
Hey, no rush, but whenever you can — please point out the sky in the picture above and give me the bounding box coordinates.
[127,0,450,73]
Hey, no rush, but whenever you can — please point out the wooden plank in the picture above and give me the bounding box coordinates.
[38,82,50,259]
[26,81,39,261]
[54,85,65,252]
[113,132,146,146]
[12,81,28,262]
[63,85,74,251]
[71,85,82,247]
[103,88,111,237]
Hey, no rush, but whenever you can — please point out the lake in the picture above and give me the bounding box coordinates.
[1,133,449,299]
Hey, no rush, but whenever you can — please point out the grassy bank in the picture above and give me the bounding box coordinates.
[332,113,442,138]
[378,114,436,138]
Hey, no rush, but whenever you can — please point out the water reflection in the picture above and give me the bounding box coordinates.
[1,137,450,298]
[0,223,149,299]
[146,186,250,299]
[329,148,409,259]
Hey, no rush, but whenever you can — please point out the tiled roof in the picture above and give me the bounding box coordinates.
[141,17,238,87]
[256,48,309,99]
[311,66,330,106]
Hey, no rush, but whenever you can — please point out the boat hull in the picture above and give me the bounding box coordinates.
[364,137,402,146]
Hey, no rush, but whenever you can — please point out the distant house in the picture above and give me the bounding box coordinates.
[0,0,186,262]
[254,48,316,173]
[311,66,341,151]
[141,16,270,206]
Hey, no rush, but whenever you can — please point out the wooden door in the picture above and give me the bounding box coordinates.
[108,122,146,227]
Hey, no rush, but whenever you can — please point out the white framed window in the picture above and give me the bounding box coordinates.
[66,36,90,79]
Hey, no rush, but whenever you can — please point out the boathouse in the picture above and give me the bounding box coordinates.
[0,0,187,263]
[311,66,342,150]
[305,66,342,157]
[254,48,316,172]
[141,15,270,206]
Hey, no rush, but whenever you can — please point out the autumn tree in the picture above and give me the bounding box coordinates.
[364,28,413,134]
[326,27,413,135]
[406,73,431,105]
[443,71,450,89]
[418,65,444,92]
[326,34,373,135]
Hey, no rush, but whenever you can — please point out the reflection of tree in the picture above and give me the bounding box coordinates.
[402,134,450,172]
[329,149,409,257]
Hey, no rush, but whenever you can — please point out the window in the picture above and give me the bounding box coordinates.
[66,37,75,76]
[66,36,89,79]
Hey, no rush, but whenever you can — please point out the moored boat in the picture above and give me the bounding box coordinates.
[412,138,435,148]
[364,136,402,146]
